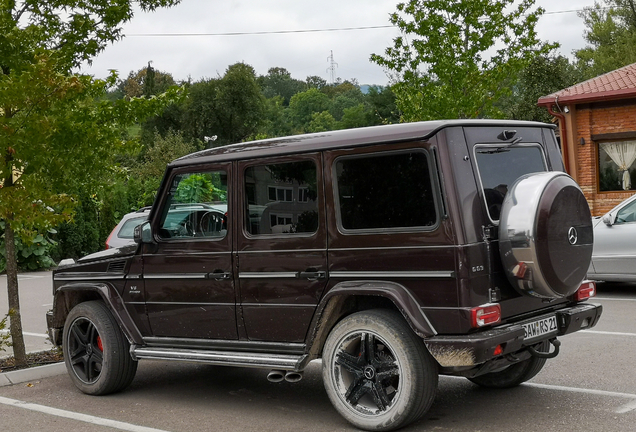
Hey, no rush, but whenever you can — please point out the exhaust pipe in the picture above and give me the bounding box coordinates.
[267,370,285,383]
[284,371,303,383]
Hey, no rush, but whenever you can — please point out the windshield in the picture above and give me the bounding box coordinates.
[475,144,547,221]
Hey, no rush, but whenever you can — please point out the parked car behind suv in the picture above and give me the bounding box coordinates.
[47,120,602,431]
[588,193,636,282]
[105,207,150,249]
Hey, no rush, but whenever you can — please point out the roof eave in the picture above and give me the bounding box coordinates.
[538,88,636,106]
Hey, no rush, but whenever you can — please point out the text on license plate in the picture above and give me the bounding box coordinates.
[523,316,558,340]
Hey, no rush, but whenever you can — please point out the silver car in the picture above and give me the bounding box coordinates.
[588,194,636,282]
[105,207,151,249]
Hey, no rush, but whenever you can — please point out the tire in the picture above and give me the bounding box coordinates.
[322,309,438,431]
[467,340,549,389]
[499,172,593,298]
[63,301,138,395]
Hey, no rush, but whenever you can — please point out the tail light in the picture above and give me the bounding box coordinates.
[105,228,116,249]
[471,303,501,328]
[573,280,596,301]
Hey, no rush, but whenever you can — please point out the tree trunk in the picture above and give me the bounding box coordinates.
[4,221,28,367]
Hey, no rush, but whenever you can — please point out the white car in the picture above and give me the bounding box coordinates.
[588,194,636,282]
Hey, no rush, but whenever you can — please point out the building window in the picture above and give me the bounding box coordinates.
[598,141,636,191]
[268,186,293,202]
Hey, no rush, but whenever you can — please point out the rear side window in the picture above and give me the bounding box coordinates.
[335,150,437,231]
[118,216,147,239]
[244,160,319,235]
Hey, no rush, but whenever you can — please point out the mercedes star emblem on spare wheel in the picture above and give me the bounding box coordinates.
[568,227,578,245]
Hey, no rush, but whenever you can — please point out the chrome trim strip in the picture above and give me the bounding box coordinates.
[146,302,232,306]
[54,273,125,281]
[131,347,308,371]
[329,245,456,251]
[239,249,325,254]
[239,272,298,279]
[242,303,316,308]
[143,273,208,280]
[330,271,455,278]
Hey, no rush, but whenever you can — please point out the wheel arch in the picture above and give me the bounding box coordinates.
[50,283,143,346]
[306,280,437,360]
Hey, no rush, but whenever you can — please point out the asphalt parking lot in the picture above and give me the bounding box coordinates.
[1,274,635,431]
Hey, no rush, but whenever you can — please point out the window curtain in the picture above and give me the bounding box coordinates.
[600,141,636,190]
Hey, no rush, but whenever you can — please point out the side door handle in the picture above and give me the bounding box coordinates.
[297,270,327,281]
[208,271,232,280]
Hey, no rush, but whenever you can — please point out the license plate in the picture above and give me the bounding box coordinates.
[522,315,558,341]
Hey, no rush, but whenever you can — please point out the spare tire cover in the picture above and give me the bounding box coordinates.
[499,172,593,299]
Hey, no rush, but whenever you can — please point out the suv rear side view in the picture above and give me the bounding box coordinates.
[47,120,602,431]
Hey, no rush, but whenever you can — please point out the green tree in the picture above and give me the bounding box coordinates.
[288,88,332,131]
[499,55,583,122]
[214,63,265,145]
[366,86,400,124]
[0,0,181,367]
[306,75,327,90]
[371,0,556,121]
[258,67,305,106]
[339,104,370,130]
[121,62,176,99]
[181,63,265,146]
[575,1,636,79]
[130,130,197,207]
[307,111,338,133]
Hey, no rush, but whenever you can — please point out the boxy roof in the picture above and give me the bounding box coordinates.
[170,119,553,167]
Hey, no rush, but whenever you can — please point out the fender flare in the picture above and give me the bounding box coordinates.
[52,282,144,345]
[307,280,437,358]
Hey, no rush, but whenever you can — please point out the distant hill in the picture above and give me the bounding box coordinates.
[359,84,386,94]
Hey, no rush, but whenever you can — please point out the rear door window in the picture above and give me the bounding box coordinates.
[244,160,319,235]
[474,144,547,221]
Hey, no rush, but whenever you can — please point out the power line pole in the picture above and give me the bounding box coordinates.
[327,50,338,84]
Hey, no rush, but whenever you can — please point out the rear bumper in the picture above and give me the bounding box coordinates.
[424,303,602,367]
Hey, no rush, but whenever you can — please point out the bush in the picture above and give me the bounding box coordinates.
[0,222,57,273]
[0,313,11,352]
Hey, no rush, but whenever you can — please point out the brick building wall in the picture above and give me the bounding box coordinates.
[572,100,636,216]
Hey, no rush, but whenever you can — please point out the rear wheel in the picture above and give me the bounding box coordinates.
[322,309,438,431]
[63,301,137,395]
[467,340,549,389]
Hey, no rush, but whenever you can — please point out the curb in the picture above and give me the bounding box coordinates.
[0,362,66,387]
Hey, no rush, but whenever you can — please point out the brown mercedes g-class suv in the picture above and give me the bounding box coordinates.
[47,120,602,431]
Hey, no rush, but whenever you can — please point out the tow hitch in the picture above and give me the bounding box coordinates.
[527,338,561,359]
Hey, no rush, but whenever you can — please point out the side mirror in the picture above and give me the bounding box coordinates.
[602,214,613,226]
[134,221,153,244]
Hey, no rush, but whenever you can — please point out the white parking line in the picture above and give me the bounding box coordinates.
[524,382,636,413]
[442,376,636,413]
[0,330,49,338]
[582,330,636,337]
[0,396,172,432]
[595,297,636,302]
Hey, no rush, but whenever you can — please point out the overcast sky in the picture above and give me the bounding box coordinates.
[80,0,598,85]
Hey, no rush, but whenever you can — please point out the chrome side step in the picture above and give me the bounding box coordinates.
[131,346,309,371]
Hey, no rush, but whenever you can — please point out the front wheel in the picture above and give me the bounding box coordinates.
[322,309,438,431]
[467,340,549,389]
[63,301,137,395]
